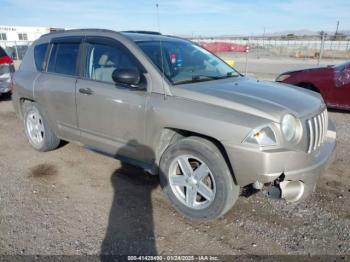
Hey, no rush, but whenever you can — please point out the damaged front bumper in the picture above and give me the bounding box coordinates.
[226,120,337,202]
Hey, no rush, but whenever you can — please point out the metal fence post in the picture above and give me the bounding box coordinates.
[318,33,325,66]
[14,41,19,60]
[262,30,265,55]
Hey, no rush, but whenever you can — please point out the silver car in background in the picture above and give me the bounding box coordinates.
[12,29,336,220]
[0,46,14,95]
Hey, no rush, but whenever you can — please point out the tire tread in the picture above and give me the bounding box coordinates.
[22,101,60,152]
[159,136,239,220]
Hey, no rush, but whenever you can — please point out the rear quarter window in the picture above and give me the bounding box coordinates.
[34,43,49,71]
[47,42,80,76]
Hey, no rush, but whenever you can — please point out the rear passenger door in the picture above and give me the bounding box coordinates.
[76,37,148,161]
[35,37,82,141]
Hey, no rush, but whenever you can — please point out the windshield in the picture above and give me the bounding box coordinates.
[136,40,240,85]
[334,61,350,71]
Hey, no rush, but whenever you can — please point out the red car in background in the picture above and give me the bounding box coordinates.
[199,41,248,53]
[276,61,350,110]
[0,46,14,95]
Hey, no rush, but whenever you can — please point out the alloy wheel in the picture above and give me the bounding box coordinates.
[169,155,216,210]
[26,109,45,146]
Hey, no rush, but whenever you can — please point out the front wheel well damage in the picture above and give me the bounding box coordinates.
[156,128,238,185]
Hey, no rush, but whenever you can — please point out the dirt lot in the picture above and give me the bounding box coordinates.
[0,59,349,256]
[219,54,348,80]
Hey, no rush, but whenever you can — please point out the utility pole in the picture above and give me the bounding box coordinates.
[334,20,339,39]
[330,20,339,50]
[262,27,266,47]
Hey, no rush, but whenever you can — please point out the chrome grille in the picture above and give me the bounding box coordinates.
[306,109,328,153]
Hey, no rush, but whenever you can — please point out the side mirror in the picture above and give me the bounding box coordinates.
[112,68,141,86]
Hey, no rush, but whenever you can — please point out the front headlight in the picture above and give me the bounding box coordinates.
[281,114,302,143]
[275,74,290,82]
[243,126,277,146]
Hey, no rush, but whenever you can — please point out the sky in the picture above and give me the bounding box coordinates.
[1,0,349,36]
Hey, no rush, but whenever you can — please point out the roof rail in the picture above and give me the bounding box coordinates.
[122,30,162,35]
[40,28,119,38]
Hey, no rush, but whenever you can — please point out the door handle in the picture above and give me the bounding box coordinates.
[79,88,94,95]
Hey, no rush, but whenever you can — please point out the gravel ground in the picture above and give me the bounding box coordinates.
[0,59,349,257]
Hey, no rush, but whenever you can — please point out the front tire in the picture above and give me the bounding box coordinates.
[159,136,239,220]
[23,101,60,152]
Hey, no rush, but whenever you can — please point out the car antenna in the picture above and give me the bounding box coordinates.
[156,3,167,99]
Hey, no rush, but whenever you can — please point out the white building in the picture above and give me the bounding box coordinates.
[0,25,64,59]
[0,25,55,42]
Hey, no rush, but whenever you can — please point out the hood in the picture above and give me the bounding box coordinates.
[171,77,323,122]
[282,66,332,75]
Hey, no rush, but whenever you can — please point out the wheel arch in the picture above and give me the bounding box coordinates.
[156,127,238,185]
[19,98,59,139]
[19,97,35,119]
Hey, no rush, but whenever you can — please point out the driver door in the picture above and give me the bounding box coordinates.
[76,37,148,161]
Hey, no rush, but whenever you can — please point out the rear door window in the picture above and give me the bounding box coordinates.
[84,42,139,84]
[47,42,80,76]
[34,43,48,71]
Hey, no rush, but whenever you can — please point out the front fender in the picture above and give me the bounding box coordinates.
[145,94,272,163]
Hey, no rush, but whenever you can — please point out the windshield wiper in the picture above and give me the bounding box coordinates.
[217,72,240,79]
[194,72,239,80]
[174,73,240,85]
[174,75,220,85]
[192,75,221,80]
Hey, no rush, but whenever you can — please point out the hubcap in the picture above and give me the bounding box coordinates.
[26,109,45,146]
[169,155,216,210]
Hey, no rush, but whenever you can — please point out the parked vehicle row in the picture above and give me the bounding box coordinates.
[12,29,336,220]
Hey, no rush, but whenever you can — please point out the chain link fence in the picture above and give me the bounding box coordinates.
[193,38,350,60]
[1,38,350,63]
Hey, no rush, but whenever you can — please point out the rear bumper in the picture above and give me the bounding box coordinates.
[0,73,11,94]
[0,81,10,93]
[225,121,336,188]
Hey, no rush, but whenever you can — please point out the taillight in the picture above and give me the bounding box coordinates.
[0,55,13,65]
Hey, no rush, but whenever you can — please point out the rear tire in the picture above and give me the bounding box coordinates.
[22,101,60,152]
[159,136,239,220]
